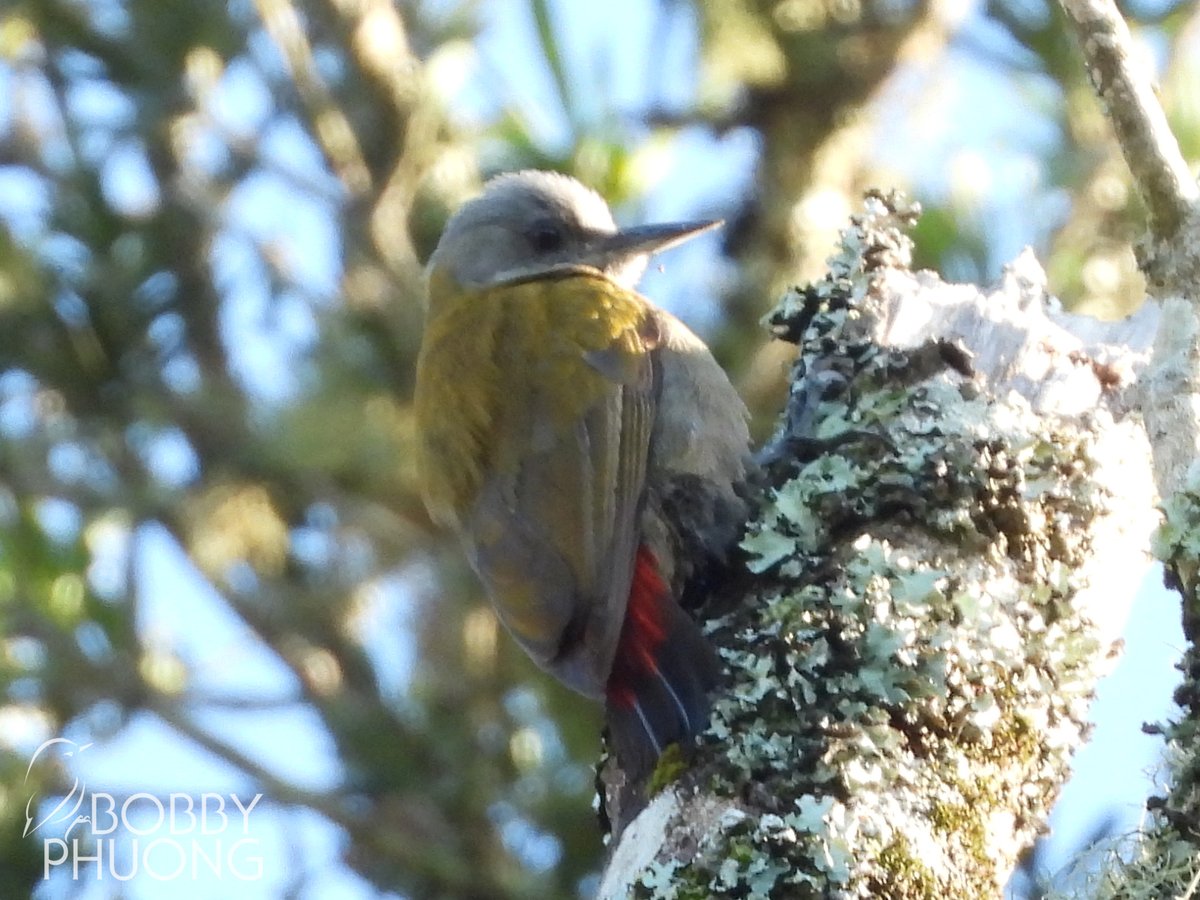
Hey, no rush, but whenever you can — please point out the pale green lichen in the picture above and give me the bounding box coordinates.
[635,193,1111,898]
[647,744,690,796]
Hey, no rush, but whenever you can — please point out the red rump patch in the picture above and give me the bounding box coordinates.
[606,545,669,709]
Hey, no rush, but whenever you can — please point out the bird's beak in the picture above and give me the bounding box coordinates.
[592,219,723,262]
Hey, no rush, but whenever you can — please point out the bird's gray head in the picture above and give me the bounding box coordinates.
[428,170,719,290]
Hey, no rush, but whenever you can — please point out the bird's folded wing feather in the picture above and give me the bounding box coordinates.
[468,271,656,694]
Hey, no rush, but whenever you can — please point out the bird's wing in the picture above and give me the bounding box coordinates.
[464,270,657,697]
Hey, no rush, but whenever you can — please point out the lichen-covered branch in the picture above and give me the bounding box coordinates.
[1100,285,1200,896]
[1052,4,1200,897]
[1089,470,1200,897]
[1058,0,1198,246]
[1056,0,1200,503]
[599,194,1157,898]
[1056,1,1200,500]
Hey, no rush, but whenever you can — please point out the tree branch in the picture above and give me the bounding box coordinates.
[1058,0,1198,244]
[599,194,1158,897]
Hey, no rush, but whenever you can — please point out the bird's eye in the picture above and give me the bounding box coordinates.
[529,222,565,253]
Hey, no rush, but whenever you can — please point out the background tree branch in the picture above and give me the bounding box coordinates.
[1059,0,1197,248]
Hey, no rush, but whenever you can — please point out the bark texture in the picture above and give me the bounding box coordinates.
[599,193,1159,898]
[1054,1,1200,895]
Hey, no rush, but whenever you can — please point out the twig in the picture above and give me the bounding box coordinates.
[1059,0,1198,242]
[147,695,357,824]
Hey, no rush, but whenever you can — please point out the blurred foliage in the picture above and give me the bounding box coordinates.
[0,0,1196,897]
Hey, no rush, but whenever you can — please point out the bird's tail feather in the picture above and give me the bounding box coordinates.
[605,546,719,777]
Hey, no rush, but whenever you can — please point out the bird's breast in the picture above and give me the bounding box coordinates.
[414,273,650,528]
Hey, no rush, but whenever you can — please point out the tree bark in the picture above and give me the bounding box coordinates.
[598,0,1200,891]
[599,192,1160,897]
[1057,1,1200,896]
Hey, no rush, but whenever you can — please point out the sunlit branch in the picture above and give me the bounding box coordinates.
[1059,0,1199,242]
[253,0,372,196]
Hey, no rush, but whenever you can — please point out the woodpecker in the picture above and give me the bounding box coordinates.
[414,170,749,773]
